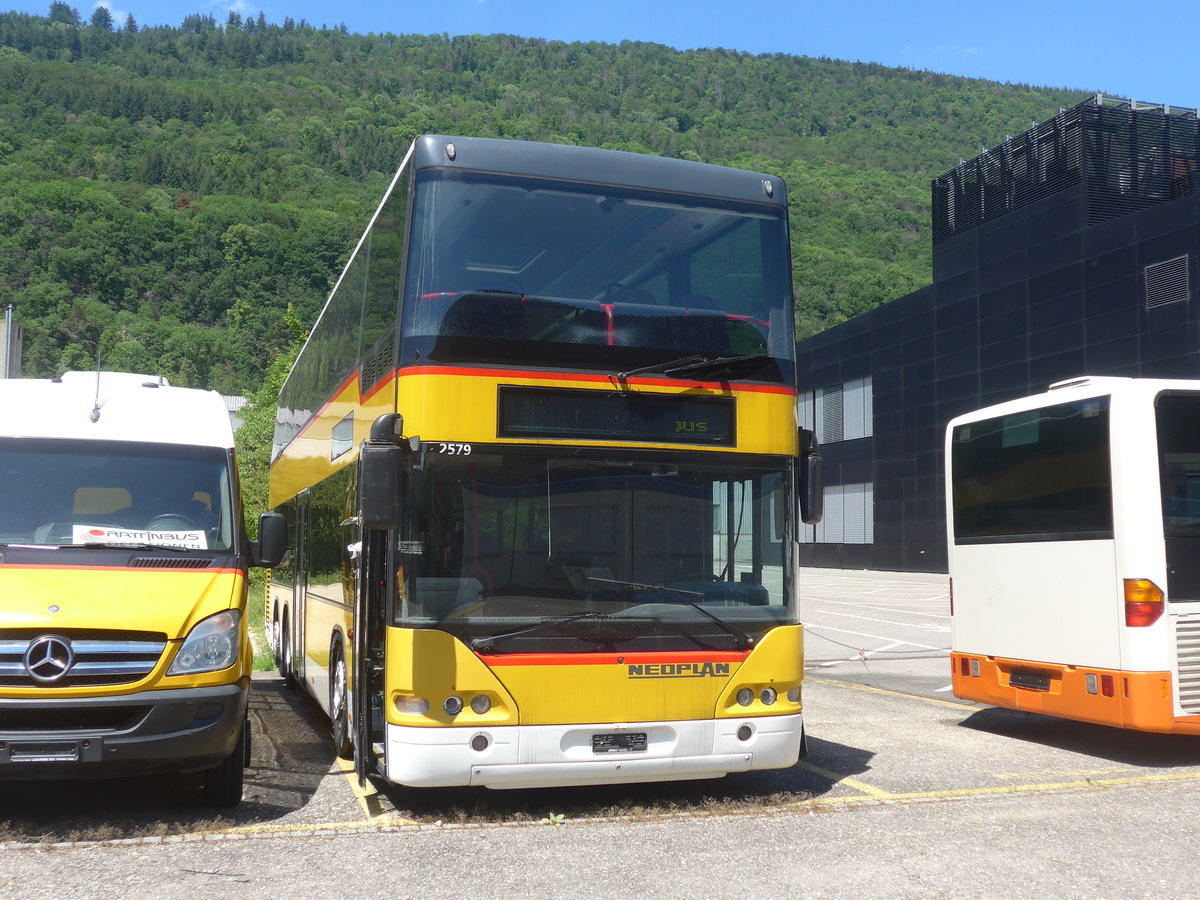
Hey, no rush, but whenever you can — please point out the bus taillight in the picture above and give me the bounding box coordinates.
[1123,579,1165,627]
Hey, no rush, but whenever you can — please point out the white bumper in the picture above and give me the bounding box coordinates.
[384,712,804,789]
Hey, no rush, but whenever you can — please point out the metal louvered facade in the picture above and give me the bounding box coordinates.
[798,92,1200,572]
[933,96,1200,246]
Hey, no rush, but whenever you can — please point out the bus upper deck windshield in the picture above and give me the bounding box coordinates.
[401,170,793,380]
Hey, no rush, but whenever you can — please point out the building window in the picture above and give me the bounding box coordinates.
[800,482,874,545]
[803,377,872,445]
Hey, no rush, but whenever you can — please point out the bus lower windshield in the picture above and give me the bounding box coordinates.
[394,449,795,652]
[0,438,235,552]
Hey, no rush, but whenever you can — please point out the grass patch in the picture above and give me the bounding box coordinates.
[246,568,275,671]
[379,780,813,827]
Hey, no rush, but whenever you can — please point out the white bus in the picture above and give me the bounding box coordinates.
[946,376,1200,734]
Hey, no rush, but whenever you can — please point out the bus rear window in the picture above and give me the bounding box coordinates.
[951,398,1112,543]
[1157,393,1200,534]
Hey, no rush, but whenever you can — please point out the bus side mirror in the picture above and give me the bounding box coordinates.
[798,428,824,526]
[360,413,415,530]
[253,511,288,568]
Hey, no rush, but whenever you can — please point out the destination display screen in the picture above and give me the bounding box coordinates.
[498,387,735,445]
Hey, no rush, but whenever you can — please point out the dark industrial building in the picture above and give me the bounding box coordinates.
[796,95,1200,572]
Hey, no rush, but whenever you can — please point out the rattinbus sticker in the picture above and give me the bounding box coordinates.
[72,525,208,550]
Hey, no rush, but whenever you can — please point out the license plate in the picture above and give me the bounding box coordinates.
[9,742,81,763]
[1009,669,1051,691]
[591,732,647,754]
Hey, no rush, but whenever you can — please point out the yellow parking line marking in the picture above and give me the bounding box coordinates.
[993,765,1129,781]
[335,757,408,820]
[192,769,1200,841]
[801,769,1200,807]
[807,676,976,710]
[796,760,896,798]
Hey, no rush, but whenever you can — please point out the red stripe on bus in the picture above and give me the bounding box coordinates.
[396,365,797,395]
[478,650,749,666]
[270,361,796,466]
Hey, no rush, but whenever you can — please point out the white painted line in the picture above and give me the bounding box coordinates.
[814,609,951,633]
[813,599,952,620]
[803,623,948,653]
[861,640,904,658]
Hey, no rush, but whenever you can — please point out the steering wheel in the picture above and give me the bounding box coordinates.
[146,514,201,531]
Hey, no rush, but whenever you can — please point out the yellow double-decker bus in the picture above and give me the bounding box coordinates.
[268,135,822,789]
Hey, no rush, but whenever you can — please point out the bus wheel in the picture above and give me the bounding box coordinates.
[202,719,246,808]
[278,612,296,688]
[329,643,353,760]
[270,606,281,661]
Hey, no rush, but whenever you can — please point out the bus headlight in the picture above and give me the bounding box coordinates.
[396,696,430,715]
[443,695,464,716]
[760,687,777,705]
[168,610,240,675]
[736,687,754,706]
[470,694,491,714]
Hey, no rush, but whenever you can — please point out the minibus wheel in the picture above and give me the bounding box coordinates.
[202,720,246,808]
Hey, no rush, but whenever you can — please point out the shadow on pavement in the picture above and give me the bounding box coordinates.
[369,733,876,825]
[959,706,1200,767]
[0,675,333,843]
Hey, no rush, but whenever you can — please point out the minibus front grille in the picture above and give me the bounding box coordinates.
[0,632,167,689]
[1175,616,1200,713]
[0,706,149,733]
[129,557,216,568]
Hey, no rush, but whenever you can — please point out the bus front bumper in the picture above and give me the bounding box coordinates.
[384,712,805,789]
[0,680,249,779]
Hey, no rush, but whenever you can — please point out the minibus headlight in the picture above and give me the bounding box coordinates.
[168,610,240,675]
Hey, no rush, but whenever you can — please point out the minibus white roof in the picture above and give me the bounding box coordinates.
[0,372,235,449]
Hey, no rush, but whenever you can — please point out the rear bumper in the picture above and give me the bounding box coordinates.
[951,652,1200,735]
[0,679,249,779]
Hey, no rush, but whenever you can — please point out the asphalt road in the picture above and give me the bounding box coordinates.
[4,568,1200,898]
[799,567,953,699]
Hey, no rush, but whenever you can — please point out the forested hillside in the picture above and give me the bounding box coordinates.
[0,5,1089,392]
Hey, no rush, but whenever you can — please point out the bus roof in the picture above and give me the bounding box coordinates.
[0,372,235,449]
[411,135,788,208]
[949,375,1200,428]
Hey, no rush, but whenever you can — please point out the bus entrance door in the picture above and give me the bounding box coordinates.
[352,527,388,786]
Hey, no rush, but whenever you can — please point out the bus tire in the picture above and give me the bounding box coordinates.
[329,641,353,760]
[202,720,246,808]
[278,611,297,688]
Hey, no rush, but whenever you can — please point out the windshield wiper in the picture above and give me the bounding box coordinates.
[470,611,624,652]
[615,354,767,384]
[586,576,755,650]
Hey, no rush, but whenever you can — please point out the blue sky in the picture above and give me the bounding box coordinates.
[7,0,1196,108]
